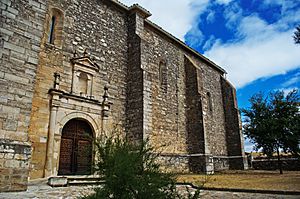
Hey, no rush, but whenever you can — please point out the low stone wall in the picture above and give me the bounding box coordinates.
[157,154,215,174]
[157,155,190,173]
[0,140,31,192]
[213,157,229,171]
[252,159,300,171]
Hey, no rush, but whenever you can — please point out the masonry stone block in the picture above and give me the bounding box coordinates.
[3,120,18,131]
[2,10,15,19]
[28,0,40,8]
[48,177,68,187]
[0,28,14,36]
[1,0,11,6]
[4,73,29,84]
[3,41,25,53]
[7,7,18,15]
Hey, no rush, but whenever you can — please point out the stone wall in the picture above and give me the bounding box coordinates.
[28,0,129,179]
[213,157,230,171]
[141,21,235,172]
[184,57,206,173]
[0,0,247,189]
[142,25,183,154]
[0,0,47,191]
[184,57,205,155]
[125,12,144,143]
[252,159,300,171]
[221,77,247,170]
[0,140,31,192]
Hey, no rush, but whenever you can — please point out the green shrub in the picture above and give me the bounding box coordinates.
[81,135,201,199]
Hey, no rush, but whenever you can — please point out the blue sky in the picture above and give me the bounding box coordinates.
[120,0,300,151]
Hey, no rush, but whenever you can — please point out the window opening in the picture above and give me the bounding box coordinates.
[207,92,213,112]
[48,16,56,44]
[159,61,167,92]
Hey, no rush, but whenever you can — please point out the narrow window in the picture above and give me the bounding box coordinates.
[207,92,213,112]
[48,16,56,44]
[159,61,167,92]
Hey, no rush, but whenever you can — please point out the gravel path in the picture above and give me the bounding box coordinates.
[0,184,299,199]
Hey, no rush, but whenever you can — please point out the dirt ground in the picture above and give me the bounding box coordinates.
[176,170,300,192]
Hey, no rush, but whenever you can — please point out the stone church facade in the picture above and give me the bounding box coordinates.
[0,0,247,191]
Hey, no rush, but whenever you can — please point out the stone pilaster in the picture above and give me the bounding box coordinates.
[44,93,59,177]
[221,76,248,170]
[126,5,151,143]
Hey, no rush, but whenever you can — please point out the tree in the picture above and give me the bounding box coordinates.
[242,89,300,174]
[294,25,300,44]
[82,135,201,199]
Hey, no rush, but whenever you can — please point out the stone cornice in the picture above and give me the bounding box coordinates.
[48,89,102,105]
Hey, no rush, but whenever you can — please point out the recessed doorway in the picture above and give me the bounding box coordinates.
[58,119,93,175]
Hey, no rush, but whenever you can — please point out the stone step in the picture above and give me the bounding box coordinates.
[67,176,103,182]
[48,176,104,187]
[68,180,105,186]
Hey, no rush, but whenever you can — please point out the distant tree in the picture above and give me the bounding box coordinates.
[294,25,300,44]
[242,89,300,174]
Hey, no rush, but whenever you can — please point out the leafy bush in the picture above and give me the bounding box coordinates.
[81,135,201,199]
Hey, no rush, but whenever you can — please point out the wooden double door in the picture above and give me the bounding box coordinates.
[58,119,93,175]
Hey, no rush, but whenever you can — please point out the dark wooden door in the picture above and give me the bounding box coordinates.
[58,119,93,175]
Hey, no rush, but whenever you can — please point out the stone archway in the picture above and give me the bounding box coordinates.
[58,119,93,175]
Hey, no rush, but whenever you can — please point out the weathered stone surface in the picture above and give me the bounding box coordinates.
[0,0,46,191]
[221,77,248,170]
[48,177,68,187]
[0,0,247,191]
[0,140,31,192]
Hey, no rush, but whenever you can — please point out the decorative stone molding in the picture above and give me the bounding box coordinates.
[70,56,100,98]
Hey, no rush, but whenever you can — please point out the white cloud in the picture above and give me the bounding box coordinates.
[275,9,300,30]
[206,11,215,24]
[216,0,233,5]
[204,14,300,88]
[120,0,300,89]
[223,1,243,27]
[202,35,216,51]
[262,0,300,13]
[184,24,205,48]
[281,73,300,87]
[119,0,209,40]
[244,137,255,152]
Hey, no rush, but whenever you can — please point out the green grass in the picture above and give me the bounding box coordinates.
[176,170,300,192]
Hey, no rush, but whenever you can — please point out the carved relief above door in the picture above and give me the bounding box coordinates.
[70,56,100,98]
